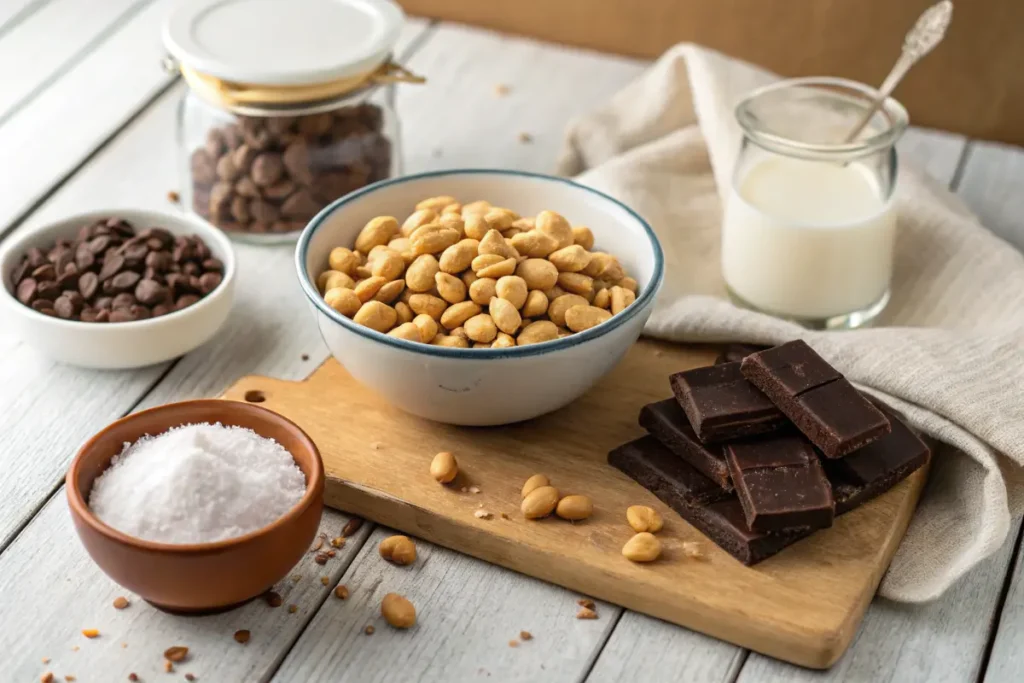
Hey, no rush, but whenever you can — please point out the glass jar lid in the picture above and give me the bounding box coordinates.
[163,0,405,87]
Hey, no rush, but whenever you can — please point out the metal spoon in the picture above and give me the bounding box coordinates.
[842,1,954,143]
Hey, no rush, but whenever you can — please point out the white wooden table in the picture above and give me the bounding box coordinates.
[2,3,1023,681]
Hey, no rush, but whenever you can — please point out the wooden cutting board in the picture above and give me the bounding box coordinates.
[221,340,926,669]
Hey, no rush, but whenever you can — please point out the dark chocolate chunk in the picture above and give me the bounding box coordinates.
[608,435,731,508]
[669,362,788,443]
[715,343,770,365]
[725,436,834,533]
[679,499,814,566]
[741,341,890,458]
[638,399,732,490]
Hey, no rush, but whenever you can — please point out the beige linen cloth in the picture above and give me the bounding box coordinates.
[557,44,1024,602]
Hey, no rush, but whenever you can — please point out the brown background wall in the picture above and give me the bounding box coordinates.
[398,0,1024,145]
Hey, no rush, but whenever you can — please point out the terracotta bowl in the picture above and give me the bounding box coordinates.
[66,399,324,613]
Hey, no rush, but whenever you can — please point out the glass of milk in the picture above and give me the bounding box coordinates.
[722,77,909,329]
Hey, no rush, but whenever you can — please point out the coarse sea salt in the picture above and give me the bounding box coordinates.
[89,422,306,544]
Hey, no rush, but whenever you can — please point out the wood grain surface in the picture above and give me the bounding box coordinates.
[222,340,927,668]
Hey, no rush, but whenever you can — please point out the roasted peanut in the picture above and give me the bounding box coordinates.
[381,593,416,629]
[411,224,460,255]
[371,250,405,281]
[442,202,462,215]
[355,264,373,279]
[465,313,498,343]
[626,505,663,533]
[355,216,399,253]
[510,229,559,258]
[388,322,422,341]
[488,297,522,335]
[379,535,417,565]
[435,272,467,303]
[354,276,388,303]
[521,474,550,498]
[618,276,638,293]
[464,213,490,240]
[478,229,515,258]
[548,245,592,273]
[522,485,560,519]
[373,279,405,304]
[388,237,415,264]
[593,288,611,309]
[512,217,535,231]
[565,305,612,332]
[484,207,518,231]
[449,326,469,341]
[401,209,437,236]
[439,239,479,274]
[515,258,559,290]
[430,451,458,483]
[476,256,516,278]
[556,495,593,521]
[517,320,559,345]
[440,301,482,330]
[325,287,361,317]
[469,277,498,305]
[353,301,397,332]
[547,294,589,327]
[433,334,469,348]
[583,252,624,281]
[416,195,457,212]
[622,532,662,562]
[461,199,491,217]
[535,210,574,250]
[495,275,528,309]
[461,270,479,288]
[543,285,568,301]
[412,313,438,342]
[610,285,636,314]
[572,226,595,250]
[318,270,355,292]
[557,272,594,298]
[395,301,414,324]
[405,254,440,292]
[522,290,549,318]
[408,293,447,320]
[492,332,516,348]
[329,247,360,276]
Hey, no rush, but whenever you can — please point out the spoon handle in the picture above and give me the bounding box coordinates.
[841,51,916,143]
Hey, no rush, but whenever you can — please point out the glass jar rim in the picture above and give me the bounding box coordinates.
[735,77,909,159]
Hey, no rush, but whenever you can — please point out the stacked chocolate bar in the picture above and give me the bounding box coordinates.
[609,340,931,565]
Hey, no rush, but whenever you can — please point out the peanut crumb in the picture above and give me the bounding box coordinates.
[326,550,336,558]
[288,604,298,613]
[121,643,128,649]
[577,598,595,610]
[320,576,330,586]
[264,591,283,607]
[311,538,324,552]
[41,673,53,683]
[167,190,180,203]
[185,674,196,681]
[128,674,138,682]
[71,646,79,652]
[342,518,364,537]
[330,536,345,548]
[500,512,510,520]
[64,676,76,682]
[681,541,706,560]
[364,625,375,635]
[164,660,174,673]
[508,639,519,648]
[370,442,382,450]
[163,646,188,663]
[520,630,533,641]
[113,596,130,610]
[474,509,493,520]
[576,607,598,620]
[518,132,533,144]
[494,84,510,96]
[41,658,50,664]
[469,486,481,494]
[81,629,100,639]
[314,553,329,565]
[291,574,302,583]
[460,486,468,493]
[334,585,350,600]
[233,630,250,644]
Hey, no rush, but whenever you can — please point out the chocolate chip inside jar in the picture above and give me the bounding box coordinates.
[8,217,224,323]
[190,103,392,237]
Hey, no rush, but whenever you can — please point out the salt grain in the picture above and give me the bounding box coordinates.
[89,423,305,544]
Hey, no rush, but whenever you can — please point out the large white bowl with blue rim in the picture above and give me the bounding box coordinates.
[295,169,664,426]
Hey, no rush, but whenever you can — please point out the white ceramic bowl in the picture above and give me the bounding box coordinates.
[0,208,236,369]
[296,169,664,426]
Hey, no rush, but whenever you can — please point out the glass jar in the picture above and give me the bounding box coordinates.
[178,88,400,244]
[721,77,908,329]
[163,0,417,244]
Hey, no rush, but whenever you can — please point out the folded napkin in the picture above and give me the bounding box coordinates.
[558,44,1024,602]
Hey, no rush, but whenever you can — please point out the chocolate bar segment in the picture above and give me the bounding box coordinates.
[639,399,732,489]
[669,362,788,443]
[608,435,732,508]
[741,341,890,457]
[725,436,834,533]
[680,499,814,566]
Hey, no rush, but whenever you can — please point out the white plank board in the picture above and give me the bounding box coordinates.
[0,0,50,37]
[0,0,176,235]
[397,22,647,175]
[273,526,622,682]
[0,0,144,123]
[955,140,1024,251]
[0,493,371,683]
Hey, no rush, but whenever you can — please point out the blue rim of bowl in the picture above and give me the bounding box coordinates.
[295,169,664,359]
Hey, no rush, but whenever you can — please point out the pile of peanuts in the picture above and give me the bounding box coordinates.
[316,196,638,348]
